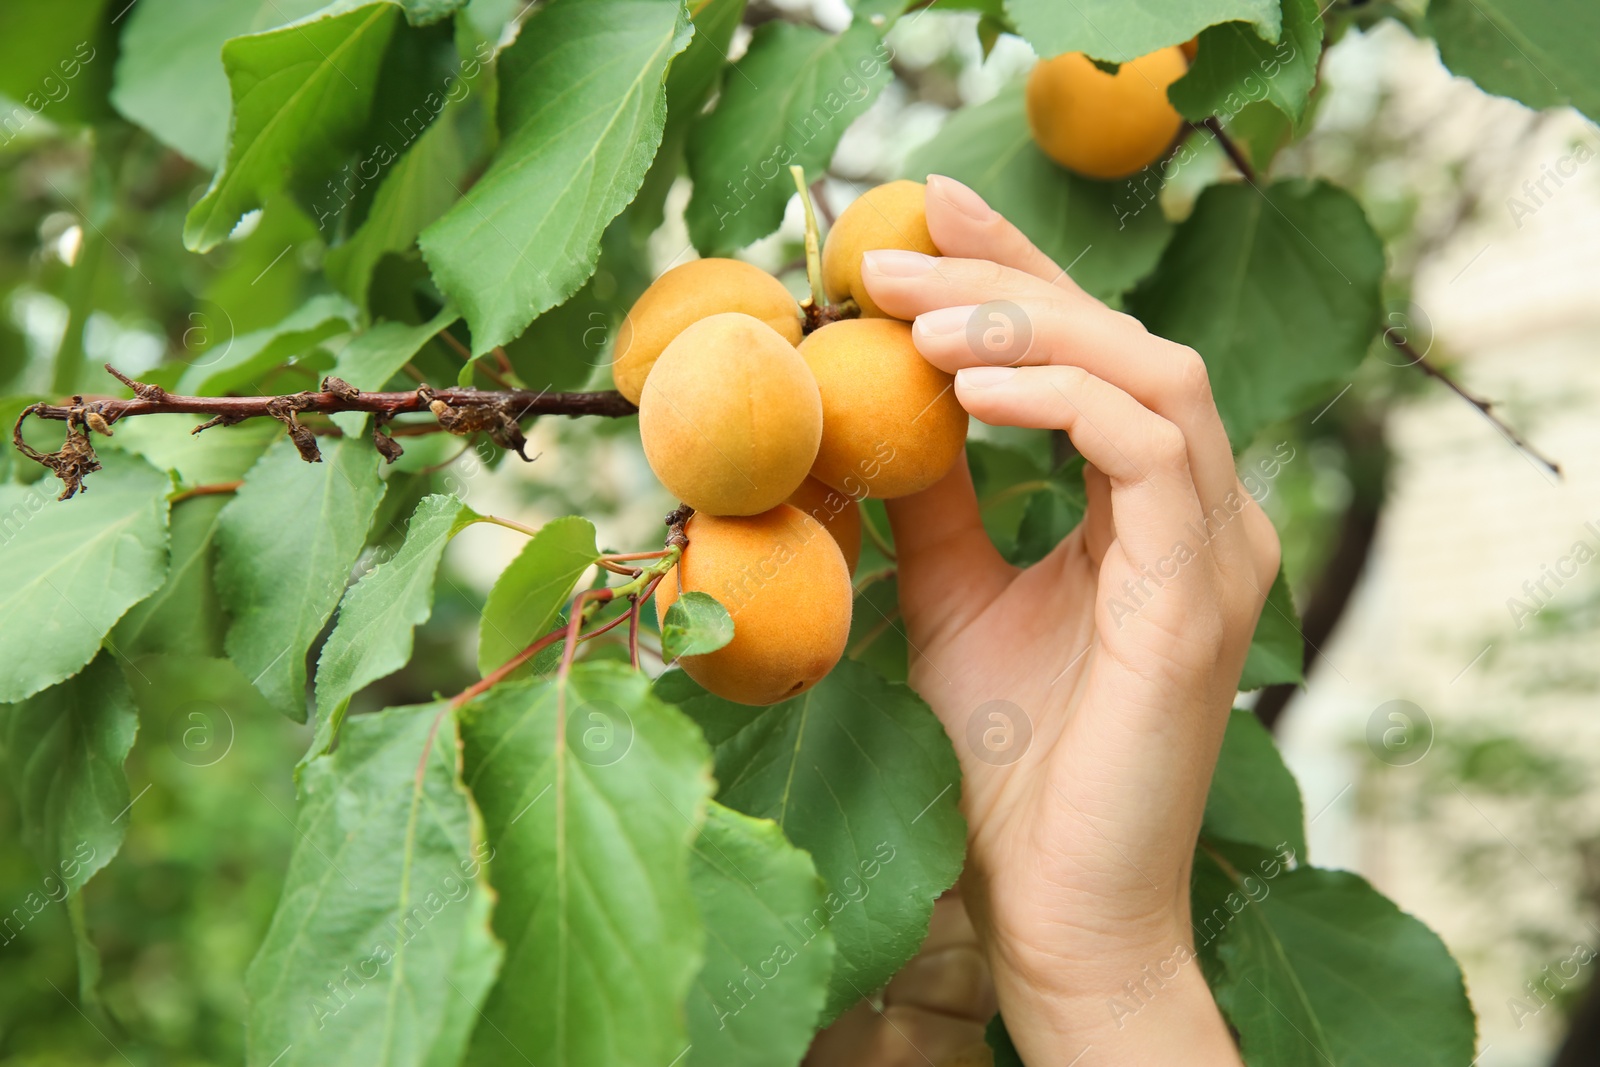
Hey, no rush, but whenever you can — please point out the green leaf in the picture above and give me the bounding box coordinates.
[326,306,459,436]
[684,20,892,255]
[419,0,693,353]
[184,3,406,252]
[176,293,355,397]
[0,395,47,483]
[1012,456,1087,567]
[661,658,966,1018]
[396,0,469,24]
[846,572,907,683]
[966,439,1047,558]
[1430,0,1600,123]
[686,802,835,1067]
[1127,180,1385,447]
[325,102,474,309]
[459,663,714,1067]
[216,436,387,720]
[1168,0,1323,124]
[1193,851,1476,1066]
[110,0,328,166]
[114,495,231,659]
[1240,567,1302,690]
[905,82,1173,303]
[985,1014,1025,1067]
[246,702,502,1067]
[498,214,655,391]
[1225,97,1295,173]
[1,653,137,893]
[312,495,480,757]
[476,516,600,677]
[0,453,171,705]
[632,0,748,242]
[1204,709,1306,859]
[662,591,735,661]
[0,0,116,127]
[1005,0,1279,63]
[107,420,283,659]
[850,0,915,18]
[107,414,282,487]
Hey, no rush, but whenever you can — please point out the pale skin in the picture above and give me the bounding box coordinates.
[807,174,1279,1065]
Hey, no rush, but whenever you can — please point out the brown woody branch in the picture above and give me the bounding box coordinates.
[13,364,638,499]
[1386,335,1561,477]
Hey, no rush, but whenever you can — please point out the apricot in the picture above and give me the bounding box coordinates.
[799,318,967,499]
[639,312,821,516]
[656,506,852,705]
[821,180,939,319]
[786,475,862,574]
[612,258,803,404]
[1025,48,1187,180]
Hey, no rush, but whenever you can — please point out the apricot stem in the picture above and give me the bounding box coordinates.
[791,165,826,308]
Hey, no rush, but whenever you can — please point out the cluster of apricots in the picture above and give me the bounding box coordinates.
[615,181,968,705]
[1026,42,1193,180]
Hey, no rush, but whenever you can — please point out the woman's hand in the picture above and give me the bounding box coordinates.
[858,175,1280,1065]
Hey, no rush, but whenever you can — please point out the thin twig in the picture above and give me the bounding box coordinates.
[1197,117,1258,184]
[848,606,901,660]
[438,327,517,389]
[451,628,570,707]
[450,510,689,707]
[628,596,643,670]
[170,480,242,503]
[809,178,837,228]
[1388,336,1561,477]
[852,564,897,596]
[1202,121,1558,478]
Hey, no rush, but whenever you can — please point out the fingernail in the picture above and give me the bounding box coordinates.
[956,366,1017,387]
[929,174,995,222]
[913,306,978,339]
[862,249,935,276]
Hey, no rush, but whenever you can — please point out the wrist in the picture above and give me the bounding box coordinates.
[991,943,1242,1066]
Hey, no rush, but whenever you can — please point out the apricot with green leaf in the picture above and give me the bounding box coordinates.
[656,506,852,706]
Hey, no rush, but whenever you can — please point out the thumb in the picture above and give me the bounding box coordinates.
[884,456,1013,650]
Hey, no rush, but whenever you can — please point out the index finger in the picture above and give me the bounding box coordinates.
[926,174,1098,303]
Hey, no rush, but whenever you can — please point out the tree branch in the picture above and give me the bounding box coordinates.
[1195,117,1259,185]
[1386,335,1561,478]
[13,364,638,498]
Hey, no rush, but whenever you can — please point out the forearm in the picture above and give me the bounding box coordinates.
[993,950,1243,1066]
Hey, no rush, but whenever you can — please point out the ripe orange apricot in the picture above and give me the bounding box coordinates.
[1025,48,1187,180]
[639,313,821,516]
[799,318,968,499]
[821,180,939,319]
[612,258,803,404]
[786,475,862,574]
[656,506,852,706]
